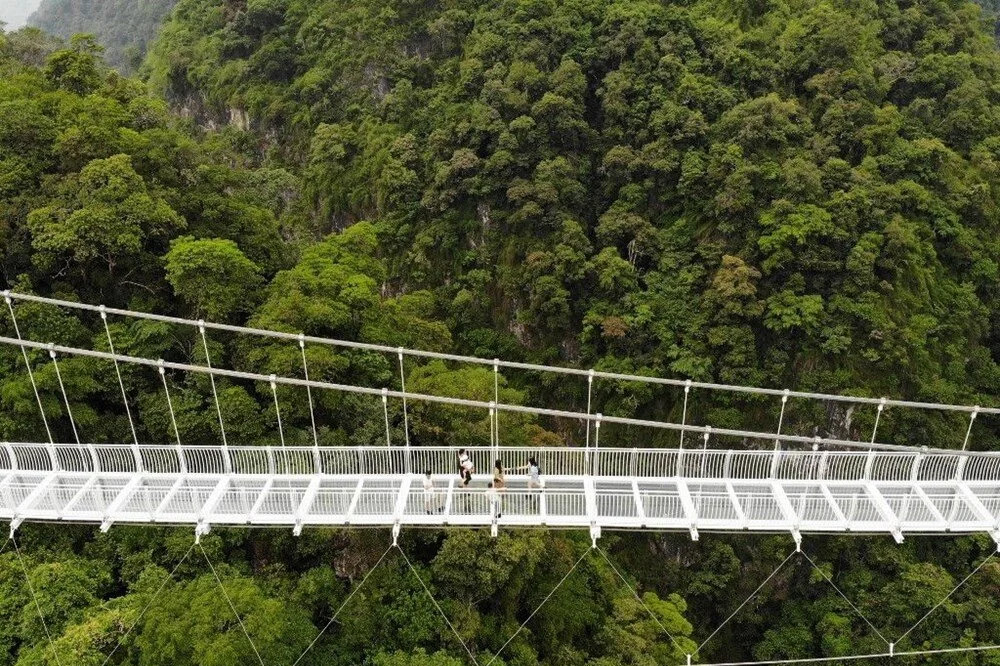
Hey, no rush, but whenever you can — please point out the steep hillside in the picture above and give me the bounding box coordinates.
[29,0,177,72]
[5,5,1000,666]
[144,0,1000,447]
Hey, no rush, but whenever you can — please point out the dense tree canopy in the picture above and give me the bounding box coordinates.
[3,0,1000,664]
[28,0,179,73]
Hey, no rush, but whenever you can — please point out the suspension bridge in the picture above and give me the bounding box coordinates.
[0,291,998,547]
[2,291,1000,666]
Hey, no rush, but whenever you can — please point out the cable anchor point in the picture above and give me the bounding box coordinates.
[590,523,601,549]
[195,522,210,544]
[392,522,401,547]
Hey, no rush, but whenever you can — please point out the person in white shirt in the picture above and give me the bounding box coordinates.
[422,470,437,514]
[457,448,474,487]
[516,457,542,489]
[486,482,501,519]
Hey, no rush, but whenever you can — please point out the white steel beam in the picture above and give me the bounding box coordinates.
[864,483,903,543]
[912,487,945,523]
[632,480,646,526]
[61,477,97,516]
[442,477,455,521]
[196,476,231,530]
[292,477,321,535]
[583,478,598,530]
[725,482,747,527]
[344,479,364,523]
[676,480,699,540]
[956,483,1000,544]
[248,478,275,522]
[820,485,849,528]
[771,483,801,544]
[100,475,144,532]
[153,476,186,520]
[11,473,58,530]
[392,478,411,523]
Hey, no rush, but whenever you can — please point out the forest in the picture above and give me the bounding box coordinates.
[3,0,1000,664]
[27,0,179,72]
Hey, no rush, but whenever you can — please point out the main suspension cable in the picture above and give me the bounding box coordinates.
[101,308,140,446]
[0,335,974,456]
[5,291,995,417]
[4,296,54,444]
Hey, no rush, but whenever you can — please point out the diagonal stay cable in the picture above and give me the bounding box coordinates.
[12,535,64,666]
[198,542,265,666]
[596,545,688,654]
[100,541,196,666]
[484,547,591,666]
[895,546,998,645]
[695,549,799,657]
[291,542,396,666]
[687,642,1000,665]
[396,544,481,666]
[799,550,889,647]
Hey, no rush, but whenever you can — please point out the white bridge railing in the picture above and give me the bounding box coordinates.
[2,444,1000,543]
[2,444,1000,481]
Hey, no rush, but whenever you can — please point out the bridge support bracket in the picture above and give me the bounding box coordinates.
[590,523,601,548]
[689,524,699,541]
[292,520,303,537]
[793,530,802,552]
[490,521,498,538]
[8,521,18,539]
[889,642,894,657]
[392,522,401,546]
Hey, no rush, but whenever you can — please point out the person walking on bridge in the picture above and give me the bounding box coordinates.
[457,448,474,487]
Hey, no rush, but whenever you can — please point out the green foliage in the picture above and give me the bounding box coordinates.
[372,650,469,666]
[165,236,262,318]
[4,0,1000,664]
[143,0,1000,452]
[29,0,179,73]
